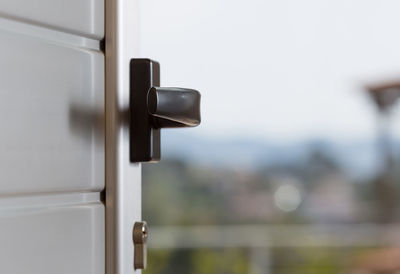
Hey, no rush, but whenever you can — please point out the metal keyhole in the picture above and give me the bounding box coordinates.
[133,221,148,270]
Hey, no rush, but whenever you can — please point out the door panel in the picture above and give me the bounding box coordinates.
[0,29,104,195]
[0,0,104,39]
[0,201,104,274]
[0,1,111,273]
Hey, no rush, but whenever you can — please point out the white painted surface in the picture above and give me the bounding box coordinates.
[0,3,106,273]
[0,0,104,39]
[0,29,104,195]
[0,201,104,274]
[105,0,142,273]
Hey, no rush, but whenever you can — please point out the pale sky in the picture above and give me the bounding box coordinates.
[139,0,400,142]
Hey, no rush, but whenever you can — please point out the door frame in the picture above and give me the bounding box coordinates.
[105,0,142,273]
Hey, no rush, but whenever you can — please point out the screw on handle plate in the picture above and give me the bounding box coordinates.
[133,221,148,270]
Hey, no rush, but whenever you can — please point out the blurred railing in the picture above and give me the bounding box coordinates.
[149,224,400,248]
[148,224,400,274]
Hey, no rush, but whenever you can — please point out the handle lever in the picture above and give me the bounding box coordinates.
[147,87,201,128]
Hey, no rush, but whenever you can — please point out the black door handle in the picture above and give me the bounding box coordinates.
[130,59,201,163]
[147,87,201,128]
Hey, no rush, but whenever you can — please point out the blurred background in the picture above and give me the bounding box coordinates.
[139,1,400,273]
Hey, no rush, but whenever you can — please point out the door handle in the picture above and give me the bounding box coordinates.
[130,59,201,162]
[147,87,201,128]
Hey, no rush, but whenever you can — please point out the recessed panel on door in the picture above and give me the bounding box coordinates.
[0,202,104,274]
[0,0,104,39]
[0,29,104,195]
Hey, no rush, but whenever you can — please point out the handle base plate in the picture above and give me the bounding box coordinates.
[130,58,161,163]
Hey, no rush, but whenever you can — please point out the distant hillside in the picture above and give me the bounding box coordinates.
[160,132,395,180]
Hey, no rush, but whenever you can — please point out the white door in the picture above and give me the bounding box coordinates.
[0,0,143,273]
